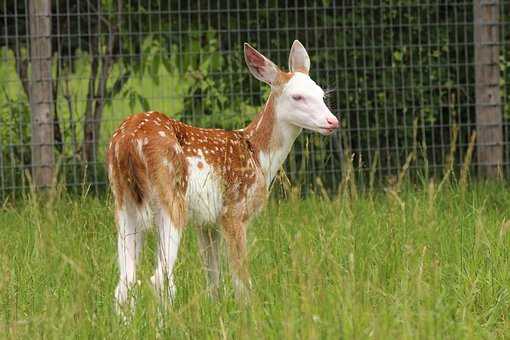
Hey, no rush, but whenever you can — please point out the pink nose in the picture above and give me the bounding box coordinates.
[326,116,339,129]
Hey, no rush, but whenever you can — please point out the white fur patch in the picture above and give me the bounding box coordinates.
[185,156,223,225]
[258,121,301,188]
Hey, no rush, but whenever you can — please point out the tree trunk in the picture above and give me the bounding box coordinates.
[82,0,122,163]
[474,0,502,178]
[82,49,100,163]
[29,0,54,188]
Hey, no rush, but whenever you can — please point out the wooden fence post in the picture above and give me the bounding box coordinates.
[474,0,502,178]
[29,0,54,188]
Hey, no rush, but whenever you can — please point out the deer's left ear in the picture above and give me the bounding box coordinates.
[288,40,310,74]
[244,43,279,85]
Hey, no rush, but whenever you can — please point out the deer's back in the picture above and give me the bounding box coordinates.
[107,111,267,226]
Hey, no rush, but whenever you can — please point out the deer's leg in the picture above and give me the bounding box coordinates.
[197,227,221,298]
[151,208,183,304]
[115,205,146,310]
[221,220,252,301]
[149,141,188,306]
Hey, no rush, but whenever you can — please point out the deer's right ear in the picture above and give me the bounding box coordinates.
[244,43,279,85]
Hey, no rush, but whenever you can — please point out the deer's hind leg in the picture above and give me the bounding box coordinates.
[114,201,149,311]
[147,139,188,305]
[151,207,184,304]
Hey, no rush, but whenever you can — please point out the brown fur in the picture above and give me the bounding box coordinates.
[107,111,188,227]
[245,94,276,153]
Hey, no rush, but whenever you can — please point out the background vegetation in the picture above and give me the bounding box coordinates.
[0,1,509,196]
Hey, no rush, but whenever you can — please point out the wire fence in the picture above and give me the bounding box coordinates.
[0,1,509,198]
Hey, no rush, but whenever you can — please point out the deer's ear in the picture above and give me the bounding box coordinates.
[244,43,279,85]
[288,40,310,74]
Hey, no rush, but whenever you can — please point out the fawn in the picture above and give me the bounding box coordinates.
[107,40,339,310]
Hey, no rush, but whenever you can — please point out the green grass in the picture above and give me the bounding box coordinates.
[2,182,510,339]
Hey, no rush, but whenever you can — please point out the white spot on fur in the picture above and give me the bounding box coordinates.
[136,139,145,161]
[162,158,173,171]
[159,131,166,137]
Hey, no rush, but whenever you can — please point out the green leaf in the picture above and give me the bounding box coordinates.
[138,94,150,111]
[128,90,136,112]
[150,54,161,85]
[393,51,403,62]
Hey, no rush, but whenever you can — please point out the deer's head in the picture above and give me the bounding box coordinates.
[244,40,339,135]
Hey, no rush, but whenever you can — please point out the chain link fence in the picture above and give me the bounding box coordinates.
[1,1,509,198]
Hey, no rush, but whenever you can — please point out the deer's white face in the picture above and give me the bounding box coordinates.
[244,40,339,136]
[278,73,338,135]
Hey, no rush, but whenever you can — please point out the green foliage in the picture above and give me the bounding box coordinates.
[1,1,510,196]
[0,90,31,190]
[178,31,258,130]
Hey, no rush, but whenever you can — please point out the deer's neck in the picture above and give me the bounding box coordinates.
[245,94,302,188]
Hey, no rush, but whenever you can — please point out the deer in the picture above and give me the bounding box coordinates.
[107,40,339,311]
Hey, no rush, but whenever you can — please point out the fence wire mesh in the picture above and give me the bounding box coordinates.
[0,1,509,198]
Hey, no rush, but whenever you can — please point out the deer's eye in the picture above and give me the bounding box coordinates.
[292,95,304,101]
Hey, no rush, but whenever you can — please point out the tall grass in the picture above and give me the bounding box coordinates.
[1,179,510,339]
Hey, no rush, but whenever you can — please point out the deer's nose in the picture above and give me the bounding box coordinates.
[326,116,339,129]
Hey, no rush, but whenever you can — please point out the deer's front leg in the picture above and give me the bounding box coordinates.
[221,218,252,301]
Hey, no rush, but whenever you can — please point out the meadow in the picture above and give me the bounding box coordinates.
[1,180,510,339]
